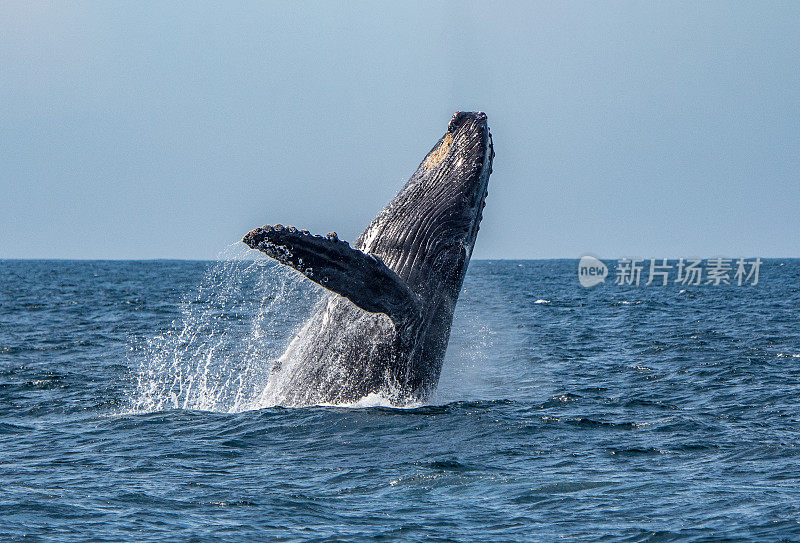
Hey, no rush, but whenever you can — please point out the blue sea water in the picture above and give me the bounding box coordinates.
[1,257,799,542]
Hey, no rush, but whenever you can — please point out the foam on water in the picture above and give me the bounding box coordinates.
[318,391,424,409]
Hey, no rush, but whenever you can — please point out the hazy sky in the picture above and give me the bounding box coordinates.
[2,1,798,259]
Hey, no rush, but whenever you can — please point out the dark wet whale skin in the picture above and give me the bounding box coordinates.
[244,112,494,405]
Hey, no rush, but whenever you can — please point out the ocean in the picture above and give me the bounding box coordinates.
[1,257,798,541]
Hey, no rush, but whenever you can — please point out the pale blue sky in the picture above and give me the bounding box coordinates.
[1,1,798,259]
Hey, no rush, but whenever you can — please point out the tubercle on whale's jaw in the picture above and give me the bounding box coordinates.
[456,125,493,249]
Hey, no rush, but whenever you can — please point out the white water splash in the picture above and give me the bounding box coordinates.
[125,243,493,413]
[127,243,322,413]
[433,319,496,404]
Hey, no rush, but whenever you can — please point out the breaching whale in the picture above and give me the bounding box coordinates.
[243,111,494,405]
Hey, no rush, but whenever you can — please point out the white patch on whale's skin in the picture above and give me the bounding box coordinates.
[360,222,383,253]
[358,204,396,254]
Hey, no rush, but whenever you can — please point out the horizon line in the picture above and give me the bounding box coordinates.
[1,256,797,263]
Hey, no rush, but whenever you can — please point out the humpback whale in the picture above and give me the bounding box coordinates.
[243,111,494,405]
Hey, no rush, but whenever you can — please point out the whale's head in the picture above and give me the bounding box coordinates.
[357,111,494,298]
[425,111,494,259]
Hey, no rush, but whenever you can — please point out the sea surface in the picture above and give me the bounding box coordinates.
[1,257,799,542]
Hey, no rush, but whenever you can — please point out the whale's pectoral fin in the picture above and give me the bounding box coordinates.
[243,225,422,326]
